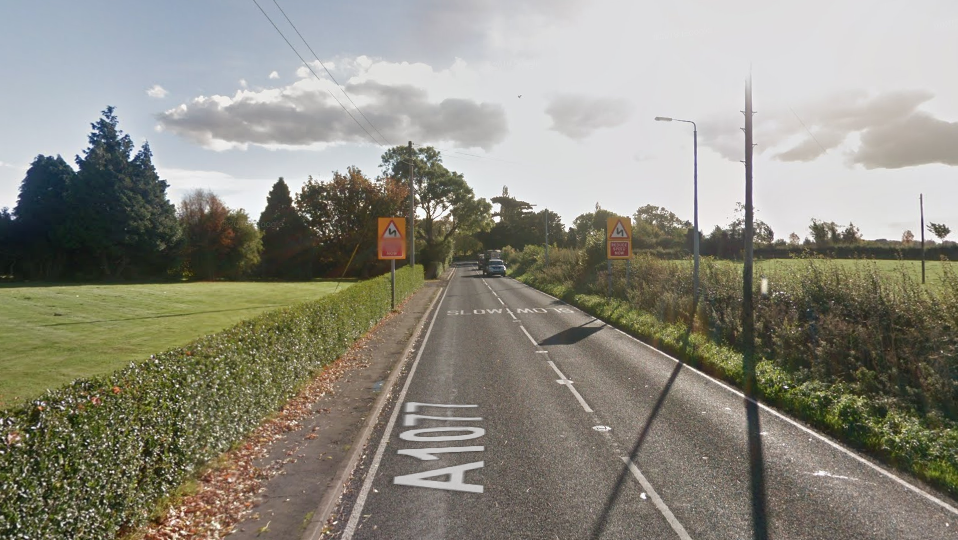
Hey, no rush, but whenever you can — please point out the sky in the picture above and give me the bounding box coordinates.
[2,0,957,242]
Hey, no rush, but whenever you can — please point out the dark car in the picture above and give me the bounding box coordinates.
[484,259,506,277]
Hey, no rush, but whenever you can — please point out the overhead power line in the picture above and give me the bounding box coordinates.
[270,0,392,147]
[253,0,517,170]
[789,107,829,156]
[251,0,382,148]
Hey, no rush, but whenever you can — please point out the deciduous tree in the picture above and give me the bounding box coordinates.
[178,189,260,280]
[296,168,407,276]
[902,230,915,245]
[928,222,951,243]
[380,146,491,270]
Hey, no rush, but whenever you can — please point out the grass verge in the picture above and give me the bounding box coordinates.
[515,274,958,501]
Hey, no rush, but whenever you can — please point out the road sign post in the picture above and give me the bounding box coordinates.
[607,217,632,260]
[379,217,407,310]
[607,217,632,298]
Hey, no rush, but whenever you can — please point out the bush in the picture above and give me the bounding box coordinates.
[0,266,424,539]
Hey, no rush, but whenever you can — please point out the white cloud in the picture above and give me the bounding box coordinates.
[146,84,169,99]
[239,79,248,89]
[158,166,265,204]
[698,89,958,169]
[156,58,508,151]
[269,71,279,79]
[544,94,631,140]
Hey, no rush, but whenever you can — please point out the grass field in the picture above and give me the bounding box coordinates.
[0,281,351,408]
[755,258,957,288]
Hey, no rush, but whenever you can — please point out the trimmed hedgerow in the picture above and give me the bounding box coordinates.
[0,266,423,539]
[506,248,958,499]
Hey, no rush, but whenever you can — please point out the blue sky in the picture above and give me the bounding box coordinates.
[2,0,957,242]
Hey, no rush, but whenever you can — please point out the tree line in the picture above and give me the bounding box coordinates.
[0,108,493,281]
[1,107,953,281]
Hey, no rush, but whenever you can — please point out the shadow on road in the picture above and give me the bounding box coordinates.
[745,396,769,540]
[586,291,770,539]
[539,319,605,346]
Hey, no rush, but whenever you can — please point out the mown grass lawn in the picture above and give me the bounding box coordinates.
[0,281,351,408]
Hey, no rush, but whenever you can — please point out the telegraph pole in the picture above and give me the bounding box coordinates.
[742,75,756,396]
[408,141,416,269]
[920,194,926,284]
[742,72,768,540]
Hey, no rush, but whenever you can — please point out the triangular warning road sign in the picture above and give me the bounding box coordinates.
[382,220,402,239]
[610,219,629,239]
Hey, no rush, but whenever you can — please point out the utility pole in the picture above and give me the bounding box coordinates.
[920,193,925,284]
[742,72,768,540]
[742,76,756,396]
[408,141,416,269]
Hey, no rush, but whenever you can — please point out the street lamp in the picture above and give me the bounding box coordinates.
[655,116,699,306]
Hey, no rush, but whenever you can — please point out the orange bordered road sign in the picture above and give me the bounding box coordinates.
[607,217,632,259]
[378,217,406,260]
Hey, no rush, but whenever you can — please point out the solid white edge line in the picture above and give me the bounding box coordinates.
[622,458,694,540]
[521,281,958,516]
[547,360,594,413]
[341,269,457,539]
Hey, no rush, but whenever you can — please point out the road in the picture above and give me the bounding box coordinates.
[329,263,957,539]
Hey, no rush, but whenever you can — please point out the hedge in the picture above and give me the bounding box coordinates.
[0,266,424,539]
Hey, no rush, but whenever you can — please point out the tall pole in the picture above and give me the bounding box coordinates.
[545,208,549,266]
[743,78,756,396]
[408,141,416,269]
[693,124,700,307]
[920,193,926,284]
[655,116,700,309]
[743,72,768,540]
[390,259,396,309]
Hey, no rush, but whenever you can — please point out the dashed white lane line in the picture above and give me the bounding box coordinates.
[484,272,691,538]
[622,458,694,540]
[517,277,958,518]
[519,325,539,348]
[546,361,594,413]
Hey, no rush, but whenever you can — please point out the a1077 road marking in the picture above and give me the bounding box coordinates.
[393,402,486,493]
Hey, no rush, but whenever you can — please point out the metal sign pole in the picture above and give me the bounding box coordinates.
[391,259,396,310]
[607,259,613,298]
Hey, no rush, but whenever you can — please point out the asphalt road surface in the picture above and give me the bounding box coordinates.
[333,263,957,539]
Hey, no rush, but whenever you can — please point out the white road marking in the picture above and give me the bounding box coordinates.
[405,402,479,413]
[547,361,593,413]
[403,414,483,427]
[398,446,484,461]
[622,458,693,540]
[341,269,455,539]
[519,325,539,347]
[516,277,958,517]
[476,271,694,536]
[393,461,485,493]
[399,427,486,442]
